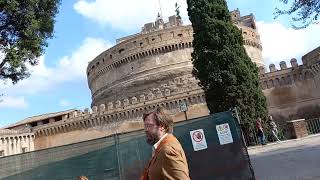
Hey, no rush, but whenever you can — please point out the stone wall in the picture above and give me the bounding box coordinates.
[32,89,209,149]
[260,48,320,125]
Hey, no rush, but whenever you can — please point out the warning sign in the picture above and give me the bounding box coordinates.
[216,123,233,145]
[190,129,208,151]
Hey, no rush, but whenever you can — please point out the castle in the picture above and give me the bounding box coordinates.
[1,9,319,157]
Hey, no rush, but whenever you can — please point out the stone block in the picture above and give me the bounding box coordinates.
[92,106,98,113]
[123,99,129,106]
[131,97,138,104]
[99,104,106,112]
[287,119,308,139]
[107,102,113,110]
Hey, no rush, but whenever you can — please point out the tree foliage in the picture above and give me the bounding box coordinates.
[0,0,60,84]
[187,0,268,126]
[275,0,320,29]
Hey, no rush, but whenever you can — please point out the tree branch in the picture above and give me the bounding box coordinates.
[0,59,7,71]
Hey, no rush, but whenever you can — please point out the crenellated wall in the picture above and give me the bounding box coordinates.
[32,90,209,149]
[259,49,320,124]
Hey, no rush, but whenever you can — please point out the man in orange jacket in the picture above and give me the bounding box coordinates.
[141,107,190,180]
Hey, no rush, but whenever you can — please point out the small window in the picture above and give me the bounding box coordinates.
[140,42,143,46]
[91,65,95,69]
[177,33,183,37]
[152,38,155,41]
[22,147,27,153]
[0,150,4,157]
[96,62,100,66]
[119,48,125,54]
[110,55,112,59]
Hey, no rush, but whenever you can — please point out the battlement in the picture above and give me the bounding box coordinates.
[32,89,206,138]
[141,15,183,34]
[231,9,256,29]
[259,49,320,90]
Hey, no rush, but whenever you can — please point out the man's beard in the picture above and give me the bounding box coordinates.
[146,133,159,145]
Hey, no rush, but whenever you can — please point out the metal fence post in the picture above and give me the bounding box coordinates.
[232,107,247,147]
[114,133,122,180]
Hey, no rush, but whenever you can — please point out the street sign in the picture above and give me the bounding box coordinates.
[190,129,208,151]
[179,101,188,112]
[216,123,234,145]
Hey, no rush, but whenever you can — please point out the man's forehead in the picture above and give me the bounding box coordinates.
[144,113,156,123]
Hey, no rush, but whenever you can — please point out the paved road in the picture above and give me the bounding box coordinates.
[248,134,320,180]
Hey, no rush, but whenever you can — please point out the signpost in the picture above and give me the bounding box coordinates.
[179,101,188,121]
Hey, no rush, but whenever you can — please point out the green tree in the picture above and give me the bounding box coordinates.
[186,0,268,126]
[275,0,320,29]
[0,0,61,84]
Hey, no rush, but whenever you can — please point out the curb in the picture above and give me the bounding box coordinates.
[247,133,320,150]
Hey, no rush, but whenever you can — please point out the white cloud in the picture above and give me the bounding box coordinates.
[59,99,71,107]
[257,21,320,69]
[0,96,28,109]
[55,37,112,81]
[0,37,112,96]
[74,0,189,31]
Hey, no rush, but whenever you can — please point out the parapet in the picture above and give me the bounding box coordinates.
[290,58,298,67]
[280,61,287,70]
[141,15,183,34]
[302,46,320,66]
[269,63,277,72]
[262,59,301,74]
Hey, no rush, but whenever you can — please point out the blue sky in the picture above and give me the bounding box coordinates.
[1,0,320,127]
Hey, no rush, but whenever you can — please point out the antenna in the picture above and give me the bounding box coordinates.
[158,0,163,19]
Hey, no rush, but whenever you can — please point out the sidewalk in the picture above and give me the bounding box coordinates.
[248,133,320,155]
[248,134,320,180]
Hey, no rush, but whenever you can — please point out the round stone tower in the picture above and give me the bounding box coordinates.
[231,9,264,67]
[87,11,264,108]
[87,16,197,107]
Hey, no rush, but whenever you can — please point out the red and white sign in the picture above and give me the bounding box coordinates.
[190,129,207,151]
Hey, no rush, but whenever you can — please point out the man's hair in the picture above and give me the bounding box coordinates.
[143,107,173,133]
[77,176,88,180]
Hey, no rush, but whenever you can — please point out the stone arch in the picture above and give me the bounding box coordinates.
[263,81,268,89]
[197,96,202,103]
[304,70,315,79]
[274,78,280,87]
[281,76,286,85]
[165,46,168,52]
[268,79,274,88]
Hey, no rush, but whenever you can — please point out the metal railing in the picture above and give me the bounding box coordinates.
[241,126,288,147]
[306,118,320,135]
